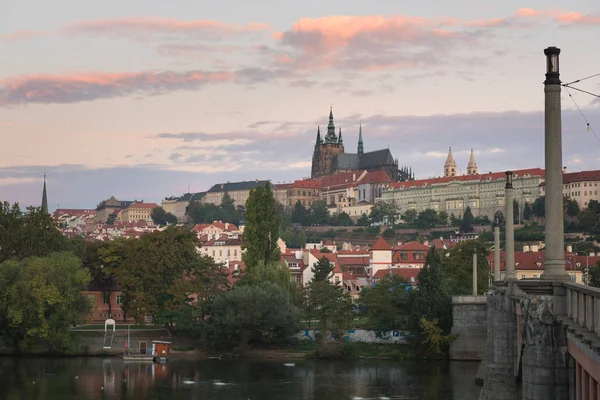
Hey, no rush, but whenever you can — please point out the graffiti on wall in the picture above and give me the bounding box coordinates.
[290,329,411,344]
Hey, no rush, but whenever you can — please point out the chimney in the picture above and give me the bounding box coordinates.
[563,166,567,173]
[567,245,573,253]
[353,173,356,181]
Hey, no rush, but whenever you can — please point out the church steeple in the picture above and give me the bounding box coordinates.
[41,174,48,214]
[444,147,457,177]
[315,126,322,145]
[357,122,364,155]
[324,106,337,143]
[338,127,343,144]
[467,148,478,175]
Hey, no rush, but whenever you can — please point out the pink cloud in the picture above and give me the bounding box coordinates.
[63,18,269,40]
[0,70,234,106]
[0,30,46,41]
[554,12,600,25]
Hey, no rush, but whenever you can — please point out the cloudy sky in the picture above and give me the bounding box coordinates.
[1,0,599,210]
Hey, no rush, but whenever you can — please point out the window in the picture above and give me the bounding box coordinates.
[234,249,237,257]
[219,250,222,257]
[116,295,122,305]
[227,249,231,256]
[521,274,526,279]
[102,292,109,304]
[212,250,215,257]
[145,315,153,324]
[532,275,538,278]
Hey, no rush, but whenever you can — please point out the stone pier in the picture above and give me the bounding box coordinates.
[449,295,487,361]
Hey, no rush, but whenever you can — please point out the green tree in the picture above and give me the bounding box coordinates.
[493,210,505,227]
[370,200,400,225]
[359,274,410,331]
[532,196,545,218]
[185,202,222,224]
[566,198,580,218]
[417,209,438,229]
[437,211,449,227]
[513,199,520,224]
[460,206,474,233]
[238,261,300,305]
[403,209,418,224]
[201,282,301,351]
[308,200,329,225]
[243,182,281,269]
[0,202,70,264]
[443,240,489,295]
[312,256,334,282]
[151,206,178,226]
[589,200,600,214]
[106,213,117,225]
[523,202,532,221]
[0,252,92,353]
[220,191,238,224]
[578,208,598,233]
[356,213,370,226]
[331,212,354,226]
[305,281,352,341]
[291,201,308,225]
[588,262,600,288]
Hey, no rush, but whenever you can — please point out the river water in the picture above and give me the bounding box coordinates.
[0,357,481,399]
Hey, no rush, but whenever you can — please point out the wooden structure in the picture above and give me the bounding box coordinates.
[152,340,171,362]
[122,339,171,363]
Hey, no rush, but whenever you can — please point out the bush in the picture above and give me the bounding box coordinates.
[314,340,358,360]
[201,282,301,352]
[382,228,395,238]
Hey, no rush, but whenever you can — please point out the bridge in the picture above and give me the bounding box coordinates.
[461,47,600,400]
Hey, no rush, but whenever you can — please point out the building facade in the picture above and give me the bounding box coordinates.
[540,169,600,209]
[202,180,274,208]
[119,202,159,222]
[161,192,205,221]
[382,168,545,218]
[95,196,136,222]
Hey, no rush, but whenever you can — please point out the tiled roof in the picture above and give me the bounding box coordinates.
[203,238,243,246]
[397,241,429,252]
[359,149,396,170]
[53,209,95,218]
[338,256,370,266]
[486,251,600,271]
[430,238,457,250]
[563,170,600,184]
[373,268,420,284]
[292,179,321,189]
[127,202,159,210]
[371,237,391,251]
[309,250,341,273]
[175,192,206,202]
[359,170,392,184]
[207,180,274,193]
[390,168,545,190]
[320,171,367,190]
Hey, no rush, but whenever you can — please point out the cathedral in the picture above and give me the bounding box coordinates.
[310,108,414,181]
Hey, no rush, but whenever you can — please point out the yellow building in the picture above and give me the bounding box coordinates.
[540,169,600,209]
[119,202,159,223]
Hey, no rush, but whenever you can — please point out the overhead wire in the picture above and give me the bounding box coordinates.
[564,86,600,145]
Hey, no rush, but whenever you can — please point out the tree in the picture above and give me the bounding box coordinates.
[243,183,281,269]
[307,200,329,225]
[588,262,600,288]
[220,191,238,224]
[201,282,301,351]
[151,206,178,226]
[0,202,71,264]
[578,208,598,233]
[370,200,400,225]
[106,213,117,225]
[185,202,222,224]
[356,213,370,226]
[417,209,438,229]
[305,281,352,341]
[359,274,410,331]
[291,201,308,225]
[513,199,520,224]
[566,198,580,218]
[523,202,532,221]
[589,200,600,214]
[532,196,545,218]
[443,240,490,295]
[493,211,505,227]
[403,209,418,224]
[330,212,354,226]
[437,211,449,227]
[460,206,474,233]
[238,261,301,305]
[312,256,334,282]
[0,252,92,352]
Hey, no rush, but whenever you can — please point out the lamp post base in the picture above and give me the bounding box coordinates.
[541,260,571,281]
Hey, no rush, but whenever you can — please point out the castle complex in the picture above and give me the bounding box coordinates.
[310,108,414,182]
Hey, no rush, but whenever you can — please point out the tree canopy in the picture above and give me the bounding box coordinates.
[312,256,334,282]
[359,274,410,331]
[151,206,178,226]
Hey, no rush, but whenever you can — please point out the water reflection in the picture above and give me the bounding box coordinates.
[0,357,481,399]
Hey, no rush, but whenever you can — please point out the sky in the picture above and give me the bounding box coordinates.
[1,0,599,210]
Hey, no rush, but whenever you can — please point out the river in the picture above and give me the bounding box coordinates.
[0,357,481,399]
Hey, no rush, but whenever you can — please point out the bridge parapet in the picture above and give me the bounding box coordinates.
[565,282,600,335]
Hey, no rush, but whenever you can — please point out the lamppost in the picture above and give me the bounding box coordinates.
[541,47,570,281]
[505,171,517,281]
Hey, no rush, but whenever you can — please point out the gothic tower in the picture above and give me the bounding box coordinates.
[310,108,345,179]
[357,122,364,155]
[41,174,48,213]
[444,147,457,177]
[467,148,478,175]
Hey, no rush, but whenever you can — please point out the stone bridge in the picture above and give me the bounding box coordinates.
[475,280,600,400]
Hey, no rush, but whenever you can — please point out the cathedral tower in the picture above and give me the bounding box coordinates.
[467,149,478,175]
[444,147,457,177]
[310,108,345,179]
[41,174,48,213]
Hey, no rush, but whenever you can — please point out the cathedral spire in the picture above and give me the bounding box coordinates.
[41,174,48,214]
[338,127,343,144]
[467,148,478,175]
[324,106,337,143]
[357,121,364,155]
[444,147,457,177]
[315,126,322,145]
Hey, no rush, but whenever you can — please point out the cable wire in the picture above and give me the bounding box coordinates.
[564,86,600,145]
[563,72,600,87]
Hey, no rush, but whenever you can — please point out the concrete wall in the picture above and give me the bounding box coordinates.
[291,329,410,344]
[450,295,488,361]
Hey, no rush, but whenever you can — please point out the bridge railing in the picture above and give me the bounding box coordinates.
[564,282,600,334]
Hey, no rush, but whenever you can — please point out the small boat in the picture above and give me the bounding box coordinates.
[122,354,155,362]
[122,340,172,363]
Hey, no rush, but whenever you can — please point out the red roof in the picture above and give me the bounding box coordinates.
[53,208,95,218]
[127,202,159,209]
[292,179,321,189]
[321,171,367,190]
[397,241,429,252]
[360,170,392,184]
[373,268,420,284]
[431,238,457,250]
[310,250,341,273]
[390,168,545,190]
[486,251,600,271]
[563,170,600,184]
[371,237,392,251]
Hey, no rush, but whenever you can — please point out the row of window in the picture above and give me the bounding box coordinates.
[206,249,238,257]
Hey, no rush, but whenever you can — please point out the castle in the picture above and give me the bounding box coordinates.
[310,108,414,181]
[443,147,478,177]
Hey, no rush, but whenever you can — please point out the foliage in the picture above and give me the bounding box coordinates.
[566,198,581,218]
[0,252,92,353]
[443,240,489,295]
[403,209,418,224]
[493,211,505,227]
[370,200,400,225]
[312,256,334,282]
[589,200,600,214]
[280,228,307,249]
[201,282,301,351]
[359,274,410,331]
[578,208,599,233]
[523,202,532,221]
[307,200,329,225]
[588,263,600,288]
[382,228,395,238]
[437,211,449,227]
[304,281,352,341]
[291,201,308,225]
[419,317,458,356]
[151,206,178,226]
[0,202,71,264]
[459,206,474,233]
[242,183,281,269]
[356,213,370,226]
[185,198,242,225]
[532,196,545,218]
[417,209,438,229]
[238,261,301,305]
[100,228,228,328]
[220,192,238,224]
[330,212,354,226]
